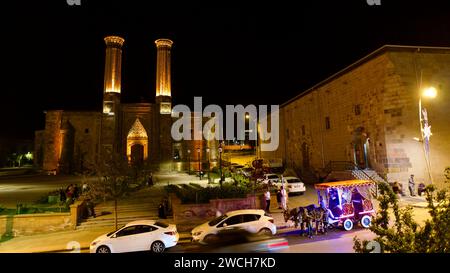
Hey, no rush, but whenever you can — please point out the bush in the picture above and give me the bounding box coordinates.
[354,168,450,253]
[164,181,259,204]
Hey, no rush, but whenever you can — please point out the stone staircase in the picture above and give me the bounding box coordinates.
[76,186,172,230]
[351,169,387,184]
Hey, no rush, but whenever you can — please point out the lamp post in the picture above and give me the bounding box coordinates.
[206,148,210,183]
[245,113,259,157]
[218,145,223,187]
[187,149,191,175]
[418,86,437,185]
[197,148,201,180]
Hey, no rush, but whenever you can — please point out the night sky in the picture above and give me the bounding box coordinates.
[3,0,450,140]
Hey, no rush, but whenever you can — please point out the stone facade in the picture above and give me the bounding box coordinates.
[35,37,211,173]
[262,46,450,189]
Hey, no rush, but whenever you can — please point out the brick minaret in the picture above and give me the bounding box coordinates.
[100,36,125,160]
[155,39,173,170]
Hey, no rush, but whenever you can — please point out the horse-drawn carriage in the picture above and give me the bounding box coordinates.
[315,180,376,231]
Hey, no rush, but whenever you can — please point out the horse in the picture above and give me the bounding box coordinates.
[283,207,301,228]
[309,206,328,235]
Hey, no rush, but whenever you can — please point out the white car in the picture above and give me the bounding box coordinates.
[90,220,179,253]
[191,209,276,243]
[257,173,280,185]
[276,176,306,195]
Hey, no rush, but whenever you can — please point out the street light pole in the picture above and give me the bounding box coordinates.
[197,148,201,180]
[187,149,191,175]
[206,148,210,183]
[218,145,223,187]
[418,87,437,185]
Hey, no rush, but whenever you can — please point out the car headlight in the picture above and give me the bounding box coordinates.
[192,231,203,237]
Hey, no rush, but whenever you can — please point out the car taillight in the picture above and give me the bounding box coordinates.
[165,231,176,235]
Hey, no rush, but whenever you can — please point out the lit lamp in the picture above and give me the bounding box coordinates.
[187,149,191,175]
[418,86,437,184]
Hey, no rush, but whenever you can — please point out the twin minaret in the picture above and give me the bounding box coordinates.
[101,35,174,164]
[102,36,172,108]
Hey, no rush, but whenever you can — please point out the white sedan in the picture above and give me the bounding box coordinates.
[191,209,276,244]
[276,176,306,195]
[90,220,179,253]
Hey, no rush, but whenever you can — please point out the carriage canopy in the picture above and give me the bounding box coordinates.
[314,180,375,190]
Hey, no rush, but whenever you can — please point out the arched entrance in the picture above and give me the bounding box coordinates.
[127,118,148,164]
[130,144,144,165]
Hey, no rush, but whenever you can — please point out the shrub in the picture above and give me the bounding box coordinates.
[354,168,450,253]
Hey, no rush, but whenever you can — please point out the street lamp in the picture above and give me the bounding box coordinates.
[418,86,437,184]
[197,148,201,180]
[206,148,210,183]
[187,149,191,175]
[218,145,223,187]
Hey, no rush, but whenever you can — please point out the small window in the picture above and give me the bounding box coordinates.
[302,125,306,136]
[354,105,361,116]
[115,226,139,237]
[84,128,89,134]
[221,215,242,227]
[325,117,331,130]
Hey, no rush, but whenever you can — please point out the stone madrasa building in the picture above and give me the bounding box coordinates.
[34,36,215,173]
[262,45,450,189]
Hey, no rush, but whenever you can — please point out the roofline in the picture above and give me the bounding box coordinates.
[281,44,450,108]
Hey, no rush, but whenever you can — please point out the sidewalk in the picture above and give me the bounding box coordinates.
[0,211,291,253]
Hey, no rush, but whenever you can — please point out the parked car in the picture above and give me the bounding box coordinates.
[192,228,288,253]
[276,176,306,195]
[191,209,276,244]
[90,220,179,253]
[257,173,280,185]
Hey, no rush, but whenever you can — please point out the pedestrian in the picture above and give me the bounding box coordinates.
[85,199,96,218]
[280,186,288,211]
[147,172,154,186]
[59,187,66,203]
[276,188,282,209]
[319,195,326,209]
[264,188,271,213]
[73,184,80,199]
[408,174,416,196]
[158,202,166,219]
[82,182,89,194]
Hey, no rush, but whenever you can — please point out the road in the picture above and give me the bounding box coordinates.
[0,175,92,208]
[165,227,374,253]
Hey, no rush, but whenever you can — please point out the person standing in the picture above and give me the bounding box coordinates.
[280,186,288,211]
[408,174,416,197]
[264,188,271,213]
[276,188,282,209]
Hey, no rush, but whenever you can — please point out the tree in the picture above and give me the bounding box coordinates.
[84,155,146,230]
[354,167,450,253]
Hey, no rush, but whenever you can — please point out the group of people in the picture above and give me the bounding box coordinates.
[59,182,90,205]
[264,185,288,213]
[392,174,426,197]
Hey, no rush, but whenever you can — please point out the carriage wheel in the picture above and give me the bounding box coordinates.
[361,215,372,228]
[343,219,353,231]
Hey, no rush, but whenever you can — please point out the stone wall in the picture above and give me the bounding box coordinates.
[0,213,71,237]
[0,201,84,238]
[262,46,450,189]
[170,193,264,232]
